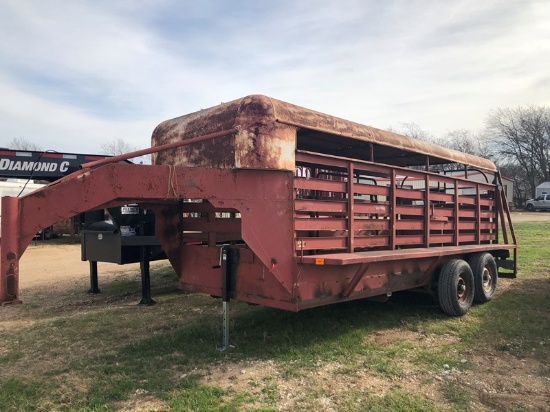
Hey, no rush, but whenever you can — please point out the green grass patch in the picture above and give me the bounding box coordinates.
[514,221,550,277]
[0,351,23,365]
[0,379,56,412]
[361,389,439,412]
[440,381,471,410]
[167,381,257,412]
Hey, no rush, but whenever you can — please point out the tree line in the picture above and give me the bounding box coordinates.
[392,106,550,208]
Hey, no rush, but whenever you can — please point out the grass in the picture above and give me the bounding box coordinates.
[440,381,471,410]
[0,222,549,411]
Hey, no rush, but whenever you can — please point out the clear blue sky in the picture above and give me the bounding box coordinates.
[1,0,549,154]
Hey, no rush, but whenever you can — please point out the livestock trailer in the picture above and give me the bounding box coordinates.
[0,95,516,320]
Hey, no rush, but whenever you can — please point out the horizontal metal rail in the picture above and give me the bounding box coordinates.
[81,128,238,169]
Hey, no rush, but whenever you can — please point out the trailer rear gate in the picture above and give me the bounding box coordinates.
[0,95,516,319]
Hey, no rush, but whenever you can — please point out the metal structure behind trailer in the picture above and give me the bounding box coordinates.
[0,149,119,182]
[0,95,517,347]
[81,206,165,304]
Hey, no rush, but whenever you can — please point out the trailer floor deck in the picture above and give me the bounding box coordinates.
[300,244,516,266]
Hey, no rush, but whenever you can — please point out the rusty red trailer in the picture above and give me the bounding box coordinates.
[0,95,516,317]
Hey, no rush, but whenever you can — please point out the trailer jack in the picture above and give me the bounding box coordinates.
[85,243,156,305]
[219,246,235,351]
[139,245,156,306]
[88,261,100,294]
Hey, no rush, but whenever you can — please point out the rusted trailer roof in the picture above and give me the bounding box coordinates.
[152,95,496,171]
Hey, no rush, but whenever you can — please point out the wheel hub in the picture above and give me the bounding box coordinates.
[482,267,492,292]
[457,276,468,302]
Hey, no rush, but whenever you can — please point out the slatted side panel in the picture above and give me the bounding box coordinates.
[294,151,498,256]
[394,177,497,248]
[180,201,242,245]
[295,159,392,252]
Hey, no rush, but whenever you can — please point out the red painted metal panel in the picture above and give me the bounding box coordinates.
[354,203,390,214]
[457,222,495,231]
[352,185,390,196]
[430,192,455,202]
[478,198,495,207]
[432,208,496,219]
[396,220,424,230]
[354,236,390,248]
[354,220,389,231]
[458,197,478,206]
[295,199,347,213]
[428,233,495,244]
[296,237,347,250]
[395,235,424,245]
[294,178,347,192]
[295,218,348,231]
[395,205,424,216]
[395,188,424,200]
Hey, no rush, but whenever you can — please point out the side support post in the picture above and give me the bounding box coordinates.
[139,210,155,305]
[0,196,22,305]
[347,162,355,253]
[139,246,157,306]
[139,249,155,305]
[88,261,101,294]
[220,246,234,351]
[390,169,396,250]
[341,263,370,298]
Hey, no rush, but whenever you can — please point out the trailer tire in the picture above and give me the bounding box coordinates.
[438,259,474,317]
[468,253,497,303]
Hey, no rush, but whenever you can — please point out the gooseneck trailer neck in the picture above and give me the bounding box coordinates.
[0,95,516,320]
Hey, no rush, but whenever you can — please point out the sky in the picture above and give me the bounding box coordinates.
[1,0,549,156]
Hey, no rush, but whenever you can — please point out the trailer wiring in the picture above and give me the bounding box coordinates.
[16,149,55,197]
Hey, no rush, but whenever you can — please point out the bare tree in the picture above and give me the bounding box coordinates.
[439,129,493,160]
[99,138,151,164]
[7,137,42,151]
[390,122,434,141]
[391,123,495,173]
[391,123,471,171]
[100,138,137,156]
[486,106,550,199]
[498,162,528,208]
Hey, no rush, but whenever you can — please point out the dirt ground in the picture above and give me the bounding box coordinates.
[18,242,167,289]
[507,211,550,222]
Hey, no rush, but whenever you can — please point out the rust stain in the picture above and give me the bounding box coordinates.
[151,95,296,171]
[151,94,495,172]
